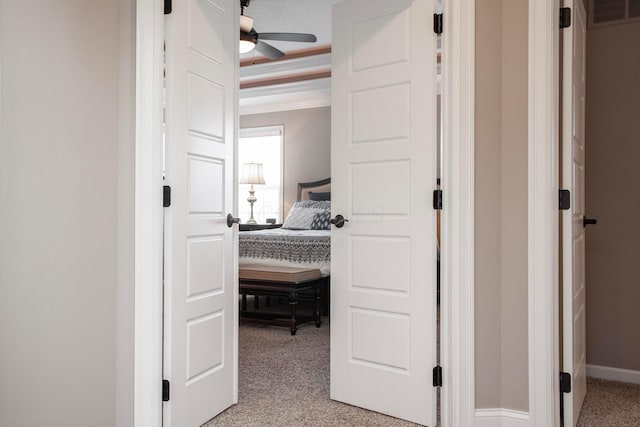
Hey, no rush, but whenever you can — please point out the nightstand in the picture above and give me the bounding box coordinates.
[239,223,282,231]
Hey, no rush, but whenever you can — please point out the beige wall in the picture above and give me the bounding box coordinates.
[240,107,331,216]
[475,0,504,409]
[475,0,529,411]
[0,1,134,425]
[499,0,529,410]
[585,21,640,372]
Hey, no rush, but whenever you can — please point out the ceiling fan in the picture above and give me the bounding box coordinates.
[239,0,317,59]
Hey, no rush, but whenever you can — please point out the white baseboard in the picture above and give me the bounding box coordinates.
[475,409,530,427]
[587,364,640,385]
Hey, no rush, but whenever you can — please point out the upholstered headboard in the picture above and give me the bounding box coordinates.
[297,178,331,202]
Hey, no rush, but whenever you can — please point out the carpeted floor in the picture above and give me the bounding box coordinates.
[202,302,640,427]
[203,310,421,427]
[577,377,640,426]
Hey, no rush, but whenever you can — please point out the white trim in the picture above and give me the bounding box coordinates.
[475,409,530,427]
[239,79,331,115]
[587,365,640,385]
[134,0,165,426]
[441,0,475,425]
[239,125,283,138]
[528,1,560,426]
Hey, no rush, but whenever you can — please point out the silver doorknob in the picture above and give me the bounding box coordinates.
[227,214,240,228]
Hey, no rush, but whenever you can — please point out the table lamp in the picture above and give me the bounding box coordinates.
[239,162,265,224]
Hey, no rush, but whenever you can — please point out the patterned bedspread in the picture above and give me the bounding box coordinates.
[238,228,331,275]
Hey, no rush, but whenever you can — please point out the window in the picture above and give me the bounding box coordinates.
[238,126,283,224]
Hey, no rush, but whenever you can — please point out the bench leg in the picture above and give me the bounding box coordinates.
[315,286,322,328]
[289,290,298,335]
[241,291,247,312]
[254,295,260,310]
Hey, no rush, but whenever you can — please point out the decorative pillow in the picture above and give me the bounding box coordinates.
[295,200,331,210]
[310,210,331,230]
[308,191,331,201]
[282,200,331,229]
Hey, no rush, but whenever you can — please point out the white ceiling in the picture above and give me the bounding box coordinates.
[240,0,338,59]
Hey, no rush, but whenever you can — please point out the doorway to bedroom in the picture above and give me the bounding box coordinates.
[230,4,444,427]
[229,1,444,426]
[232,113,334,423]
[160,0,443,425]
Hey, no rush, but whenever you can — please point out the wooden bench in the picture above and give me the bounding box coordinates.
[239,265,325,335]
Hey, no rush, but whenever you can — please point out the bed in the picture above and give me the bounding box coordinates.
[238,178,331,276]
[238,178,331,322]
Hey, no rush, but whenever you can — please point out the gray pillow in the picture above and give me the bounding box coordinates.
[282,201,331,229]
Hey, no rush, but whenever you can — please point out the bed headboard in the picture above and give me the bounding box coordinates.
[297,178,331,202]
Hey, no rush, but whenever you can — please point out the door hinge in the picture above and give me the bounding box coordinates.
[163,379,170,401]
[560,371,572,393]
[560,7,571,28]
[163,185,171,207]
[434,13,443,35]
[433,366,443,387]
[433,189,443,210]
[559,189,571,210]
[164,0,172,15]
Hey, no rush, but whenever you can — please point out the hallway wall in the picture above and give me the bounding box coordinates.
[0,1,135,425]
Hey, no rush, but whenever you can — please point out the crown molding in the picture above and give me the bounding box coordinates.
[239,77,330,115]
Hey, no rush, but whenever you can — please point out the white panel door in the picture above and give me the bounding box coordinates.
[164,0,238,426]
[331,0,438,425]
[562,0,587,425]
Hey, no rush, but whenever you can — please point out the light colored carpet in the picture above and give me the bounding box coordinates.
[201,303,640,427]
[577,377,640,426]
[203,310,422,427]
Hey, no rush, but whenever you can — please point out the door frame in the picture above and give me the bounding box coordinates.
[440,0,476,425]
[134,0,165,425]
[527,0,562,425]
[132,0,476,425]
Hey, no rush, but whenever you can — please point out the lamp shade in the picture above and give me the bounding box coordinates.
[239,162,265,185]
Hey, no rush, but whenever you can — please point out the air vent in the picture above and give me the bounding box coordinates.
[630,0,640,17]
[593,0,626,23]
[591,0,640,24]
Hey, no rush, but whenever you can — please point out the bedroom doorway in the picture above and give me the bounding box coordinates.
[133,0,479,422]
[159,0,445,424]
[232,0,443,426]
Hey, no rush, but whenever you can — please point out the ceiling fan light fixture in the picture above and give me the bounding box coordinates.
[239,33,256,53]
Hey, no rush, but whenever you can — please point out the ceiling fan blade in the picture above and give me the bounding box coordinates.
[254,40,285,59]
[258,32,317,43]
